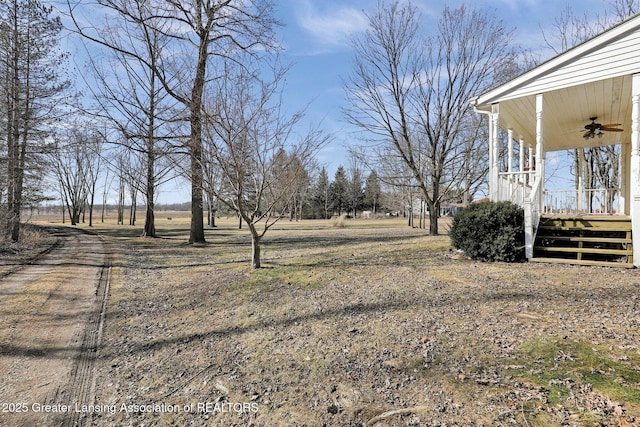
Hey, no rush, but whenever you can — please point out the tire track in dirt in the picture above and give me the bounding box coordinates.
[0,227,111,427]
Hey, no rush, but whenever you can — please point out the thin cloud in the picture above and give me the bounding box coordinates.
[294,0,368,48]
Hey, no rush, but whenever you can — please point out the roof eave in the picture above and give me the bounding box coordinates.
[472,13,640,109]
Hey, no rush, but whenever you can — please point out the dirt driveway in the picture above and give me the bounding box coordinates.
[0,227,110,427]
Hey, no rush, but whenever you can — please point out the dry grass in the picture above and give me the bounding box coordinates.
[328,214,348,228]
[0,224,58,276]
[29,212,639,426]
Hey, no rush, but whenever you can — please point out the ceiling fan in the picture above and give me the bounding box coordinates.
[583,116,623,139]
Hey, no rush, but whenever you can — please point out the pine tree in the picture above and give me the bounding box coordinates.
[0,0,69,241]
[312,167,331,219]
[347,167,364,217]
[329,166,348,216]
[363,170,382,214]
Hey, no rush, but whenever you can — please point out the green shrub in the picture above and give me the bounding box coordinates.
[449,200,525,262]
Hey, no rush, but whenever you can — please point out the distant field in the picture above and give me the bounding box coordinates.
[13,214,640,426]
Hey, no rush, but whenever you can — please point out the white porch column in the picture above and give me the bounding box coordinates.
[518,138,525,183]
[490,103,500,201]
[507,128,514,174]
[507,128,514,199]
[535,93,545,211]
[578,147,584,213]
[621,141,630,215]
[630,73,640,266]
[528,145,534,183]
[524,94,545,260]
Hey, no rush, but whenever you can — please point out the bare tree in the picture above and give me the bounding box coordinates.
[344,1,517,235]
[610,0,640,17]
[79,13,176,237]
[50,130,89,225]
[100,169,112,223]
[82,128,103,226]
[267,149,311,221]
[541,6,610,55]
[70,0,279,244]
[202,60,329,268]
[202,154,223,227]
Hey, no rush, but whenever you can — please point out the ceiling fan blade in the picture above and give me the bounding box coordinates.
[583,131,592,138]
[601,127,623,132]
[600,123,622,127]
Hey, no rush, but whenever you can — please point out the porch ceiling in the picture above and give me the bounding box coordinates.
[496,75,632,152]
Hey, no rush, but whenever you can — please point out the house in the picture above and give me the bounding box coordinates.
[471,13,640,267]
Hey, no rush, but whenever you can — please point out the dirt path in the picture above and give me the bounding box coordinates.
[0,226,111,427]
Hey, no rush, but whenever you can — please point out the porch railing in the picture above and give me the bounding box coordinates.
[544,188,620,215]
[524,177,543,259]
[497,172,535,206]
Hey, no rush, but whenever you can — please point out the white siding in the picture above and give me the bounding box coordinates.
[500,29,640,101]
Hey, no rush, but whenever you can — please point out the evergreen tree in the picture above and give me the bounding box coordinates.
[312,167,330,219]
[346,167,364,217]
[363,170,382,214]
[329,166,348,216]
[0,0,69,241]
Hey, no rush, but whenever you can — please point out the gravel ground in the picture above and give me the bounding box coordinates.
[88,219,639,426]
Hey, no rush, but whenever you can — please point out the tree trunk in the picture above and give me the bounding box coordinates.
[189,142,205,242]
[428,200,438,235]
[250,229,261,269]
[142,140,156,237]
[210,204,216,227]
[143,205,155,237]
[88,180,96,226]
[9,164,22,241]
[117,180,124,225]
[187,36,209,245]
[6,0,21,242]
[101,182,108,223]
[142,160,156,237]
[129,197,137,226]
[71,206,80,225]
[206,198,212,226]
[88,196,94,226]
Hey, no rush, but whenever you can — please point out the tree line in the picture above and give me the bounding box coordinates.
[2,0,637,267]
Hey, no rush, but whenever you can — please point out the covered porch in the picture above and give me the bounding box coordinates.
[471,14,640,267]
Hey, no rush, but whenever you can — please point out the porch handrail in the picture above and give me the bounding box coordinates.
[544,187,620,215]
[524,177,543,259]
[497,173,534,207]
[497,170,535,180]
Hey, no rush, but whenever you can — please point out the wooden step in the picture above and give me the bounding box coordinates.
[534,246,631,256]
[535,235,631,244]
[538,223,631,232]
[540,214,631,221]
[539,216,631,231]
[530,257,634,268]
[533,215,633,268]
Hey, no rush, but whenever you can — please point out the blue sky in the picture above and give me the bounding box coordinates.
[246,0,612,203]
[59,0,615,203]
[270,0,607,167]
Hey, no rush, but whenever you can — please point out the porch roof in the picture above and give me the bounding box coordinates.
[471,13,640,152]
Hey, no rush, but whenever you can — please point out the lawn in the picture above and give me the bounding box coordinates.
[36,212,640,426]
